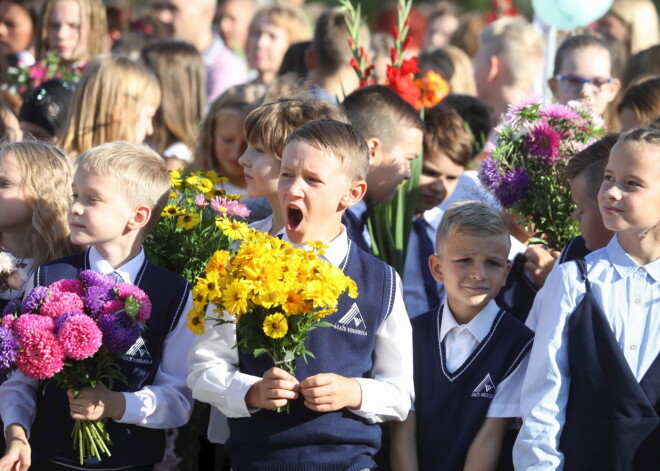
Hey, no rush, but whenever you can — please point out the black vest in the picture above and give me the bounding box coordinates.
[226,241,397,471]
[412,305,533,471]
[559,259,660,470]
[29,250,190,469]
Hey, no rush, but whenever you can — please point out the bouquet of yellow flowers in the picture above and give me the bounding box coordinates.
[188,229,358,409]
[144,170,250,285]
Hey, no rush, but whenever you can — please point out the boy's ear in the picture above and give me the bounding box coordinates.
[428,253,444,282]
[339,179,367,210]
[486,54,501,82]
[126,204,152,231]
[366,137,381,161]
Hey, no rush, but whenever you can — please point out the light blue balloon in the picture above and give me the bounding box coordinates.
[532,0,614,30]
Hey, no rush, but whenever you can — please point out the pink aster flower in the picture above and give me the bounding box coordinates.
[539,103,581,123]
[116,284,151,324]
[39,291,84,318]
[524,121,563,164]
[49,279,84,296]
[194,194,208,209]
[57,314,103,360]
[15,329,65,379]
[210,197,250,219]
[13,314,55,339]
[102,299,125,316]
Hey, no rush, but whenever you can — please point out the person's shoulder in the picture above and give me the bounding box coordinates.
[411,305,440,331]
[498,309,534,340]
[40,251,85,268]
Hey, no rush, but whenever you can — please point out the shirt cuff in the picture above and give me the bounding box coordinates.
[2,409,32,438]
[116,392,143,424]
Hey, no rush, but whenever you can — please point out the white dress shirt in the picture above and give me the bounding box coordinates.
[513,235,660,470]
[440,300,529,418]
[187,228,415,440]
[0,246,195,434]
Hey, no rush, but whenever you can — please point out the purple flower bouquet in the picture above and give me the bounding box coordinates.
[478,97,606,249]
[0,270,151,464]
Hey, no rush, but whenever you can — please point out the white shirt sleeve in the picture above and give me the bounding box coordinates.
[186,306,261,418]
[352,274,414,423]
[117,293,195,428]
[486,352,530,418]
[513,263,579,470]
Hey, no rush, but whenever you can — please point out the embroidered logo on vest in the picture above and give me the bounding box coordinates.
[334,303,367,336]
[122,336,153,364]
[471,373,496,398]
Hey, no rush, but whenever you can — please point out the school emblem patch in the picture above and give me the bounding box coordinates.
[472,373,496,398]
[122,336,153,365]
[334,303,368,336]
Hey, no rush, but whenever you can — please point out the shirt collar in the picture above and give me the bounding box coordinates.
[88,246,145,285]
[281,227,348,267]
[605,234,660,283]
[440,298,501,344]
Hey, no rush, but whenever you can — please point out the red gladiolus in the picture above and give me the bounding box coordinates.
[347,38,354,48]
[350,58,359,70]
[393,26,400,40]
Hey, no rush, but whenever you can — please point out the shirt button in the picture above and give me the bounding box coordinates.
[635,299,641,304]
[456,348,463,355]
[630,345,638,350]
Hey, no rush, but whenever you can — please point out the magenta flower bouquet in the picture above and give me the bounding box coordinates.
[478,97,606,249]
[0,270,151,464]
[6,50,86,97]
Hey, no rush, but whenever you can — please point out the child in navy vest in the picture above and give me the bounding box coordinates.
[0,142,195,471]
[188,119,414,471]
[514,128,660,470]
[391,201,533,471]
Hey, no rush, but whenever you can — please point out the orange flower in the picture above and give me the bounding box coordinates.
[414,70,450,110]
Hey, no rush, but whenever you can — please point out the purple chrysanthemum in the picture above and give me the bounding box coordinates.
[83,285,113,317]
[98,312,140,354]
[21,286,49,313]
[495,167,531,207]
[78,270,115,291]
[525,121,563,164]
[0,325,19,374]
[54,311,83,332]
[3,299,21,316]
[478,157,503,192]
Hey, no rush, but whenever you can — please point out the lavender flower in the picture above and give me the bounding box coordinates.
[83,285,113,317]
[2,299,21,316]
[478,157,503,193]
[0,325,18,374]
[21,286,49,313]
[78,270,115,291]
[495,167,530,207]
[54,311,83,333]
[99,312,140,354]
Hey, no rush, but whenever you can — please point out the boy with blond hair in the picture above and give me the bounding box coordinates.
[239,95,348,235]
[391,201,533,471]
[0,142,194,470]
[188,119,414,470]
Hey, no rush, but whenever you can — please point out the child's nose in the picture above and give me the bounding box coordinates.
[69,201,83,215]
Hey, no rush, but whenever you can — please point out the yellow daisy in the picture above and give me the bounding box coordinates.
[170,170,183,189]
[196,177,214,194]
[206,250,230,276]
[162,205,184,218]
[216,217,249,240]
[263,313,288,339]
[186,309,205,335]
[176,212,201,230]
[222,279,251,316]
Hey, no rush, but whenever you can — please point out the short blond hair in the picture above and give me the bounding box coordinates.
[251,4,313,45]
[35,0,107,62]
[74,142,170,233]
[245,95,348,160]
[479,18,544,89]
[286,119,369,182]
[436,201,510,252]
[60,54,161,156]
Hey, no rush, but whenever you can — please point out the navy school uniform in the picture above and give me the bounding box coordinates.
[558,259,660,470]
[226,241,396,471]
[412,305,533,471]
[28,250,190,469]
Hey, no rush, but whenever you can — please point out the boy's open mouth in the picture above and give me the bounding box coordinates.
[287,205,303,231]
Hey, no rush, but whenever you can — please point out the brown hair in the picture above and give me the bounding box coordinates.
[554,33,612,76]
[342,85,424,148]
[617,75,660,127]
[564,133,620,198]
[244,95,348,160]
[423,103,473,168]
[35,0,107,62]
[249,4,312,45]
[141,39,206,155]
[287,119,369,182]
[312,8,353,75]
[192,83,266,172]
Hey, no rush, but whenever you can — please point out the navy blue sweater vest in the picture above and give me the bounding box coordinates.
[226,240,396,471]
[29,250,190,469]
[411,305,533,471]
[559,259,660,470]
